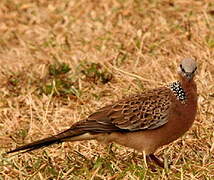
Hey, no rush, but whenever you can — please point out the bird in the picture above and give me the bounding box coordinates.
[6,58,198,168]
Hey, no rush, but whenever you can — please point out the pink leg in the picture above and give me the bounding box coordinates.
[148,154,164,168]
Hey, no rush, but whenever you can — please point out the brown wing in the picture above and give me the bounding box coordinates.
[77,87,172,132]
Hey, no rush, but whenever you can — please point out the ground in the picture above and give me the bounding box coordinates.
[0,0,213,179]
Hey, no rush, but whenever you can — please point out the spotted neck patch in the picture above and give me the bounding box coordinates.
[169,81,187,103]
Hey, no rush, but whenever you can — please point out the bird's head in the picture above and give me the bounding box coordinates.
[178,58,197,80]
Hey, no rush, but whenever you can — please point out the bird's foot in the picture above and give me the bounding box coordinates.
[149,154,164,168]
[146,154,172,171]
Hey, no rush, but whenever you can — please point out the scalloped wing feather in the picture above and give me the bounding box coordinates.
[85,87,172,132]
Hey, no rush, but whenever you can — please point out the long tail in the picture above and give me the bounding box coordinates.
[6,127,87,154]
[6,116,121,154]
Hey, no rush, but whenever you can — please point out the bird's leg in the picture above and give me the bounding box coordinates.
[149,154,164,168]
[139,152,162,170]
[145,155,157,171]
[107,143,114,155]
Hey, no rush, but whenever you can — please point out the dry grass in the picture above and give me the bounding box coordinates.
[0,0,214,179]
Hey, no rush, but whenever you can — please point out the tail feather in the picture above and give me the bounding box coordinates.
[6,128,85,154]
[6,136,62,154]
[6,118,121,154]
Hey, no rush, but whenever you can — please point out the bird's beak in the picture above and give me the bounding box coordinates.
[185,72,194,80]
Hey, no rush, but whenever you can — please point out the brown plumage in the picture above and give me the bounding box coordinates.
[6,58,198,168]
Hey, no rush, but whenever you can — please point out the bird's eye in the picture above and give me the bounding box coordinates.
[192,67,197,73]
[180,64,185,73]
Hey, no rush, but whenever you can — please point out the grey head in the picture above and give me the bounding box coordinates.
[178,58,197,80]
